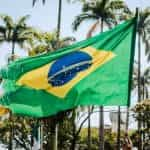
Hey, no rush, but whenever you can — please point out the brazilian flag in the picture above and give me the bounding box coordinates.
[0,17,137,117]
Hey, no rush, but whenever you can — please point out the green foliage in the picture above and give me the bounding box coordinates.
[130,130,141,148]
[132,99,150,148]
[58,110,78,150]
[79,128,117,150]
[0,116,37,150]
[28,31,75,56]
[133,100,150,125]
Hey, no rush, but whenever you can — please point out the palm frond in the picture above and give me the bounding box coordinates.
[0,37,5,44]
[72,13,98,31]
[32,0,46,7]
[18,30,34,40]
[137,7,150,62]
[138,8,150,32]
[101,0,109,9]
[32,0,38,6]
[104,11,117,26]
[17,15,30,26]
[144,68,150,77]
[61,36,76,43]
[108,0,132,22]
[145,40,150,56]
[0,15,14,29]
[147,53,150,62]
[108,0,130,12]
[82,1,93,12]
[59,36,76,48]
[0,26,6,34]
[145,87,149,99]
[0,26,6,40]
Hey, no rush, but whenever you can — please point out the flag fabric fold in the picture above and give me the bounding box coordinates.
[0,17,137,117]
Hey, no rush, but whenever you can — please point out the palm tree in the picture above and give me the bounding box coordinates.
[136,9,150,150]
[0,15,35,61]
[72,0,131,36]
[132,64,150,150]
[132,65,150,100]
[137,8,150,62]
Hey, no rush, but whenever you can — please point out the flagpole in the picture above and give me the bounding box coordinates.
[137,7,142,150]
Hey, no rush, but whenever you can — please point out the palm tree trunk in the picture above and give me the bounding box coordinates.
[40,120,44,150]
[46,1,62,150]
[56,0,62,42]
[51,125,57,150]
[126,107,129,131]
[71,109,76,150]
[145,87,149,99]
[11,41,15,61]
[99,106,104,150]
[138,31,142,150]
[53,1,62,150]
[142,77,145,147]
[54,124,58,150]
[8,40,15,150]
[88,106,91,150]
[44,118,57,150]
[117,106,121,150]
[99,18,104,150]
[8,112,13,150]
[142,77,145,100]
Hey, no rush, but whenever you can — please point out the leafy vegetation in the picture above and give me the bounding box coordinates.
[132,99,150,149]
[79,127,117,150]
[27,31,75,56]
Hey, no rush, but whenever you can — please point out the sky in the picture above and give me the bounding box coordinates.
[0,0,149,129]
[0,0,149,66]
